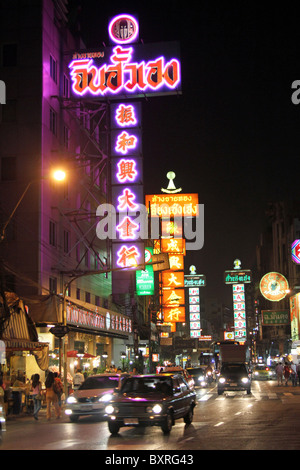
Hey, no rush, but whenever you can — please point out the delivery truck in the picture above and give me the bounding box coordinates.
[216,341,251,395]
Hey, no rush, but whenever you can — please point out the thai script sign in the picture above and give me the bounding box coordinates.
[69,41,181,99]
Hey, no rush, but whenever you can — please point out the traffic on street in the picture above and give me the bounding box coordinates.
[2,372,300,452]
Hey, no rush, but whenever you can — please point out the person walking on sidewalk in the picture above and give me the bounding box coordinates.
[45,371,61,420]
[290,362,297,386]
[31,374,42,420]
[275,363,284,385]
[284,363,290,386]
[297,362,300,386]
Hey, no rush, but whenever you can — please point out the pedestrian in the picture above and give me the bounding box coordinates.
[290,362,297,386]
[53,372,64,410]
[275,362,284,385]
[284,363,290,386]
[297,362,300,386]
[31,373,42,420]
[45,371,60,420]
[73,368,84,390]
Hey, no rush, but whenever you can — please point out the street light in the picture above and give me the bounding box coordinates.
[0,168,67,242]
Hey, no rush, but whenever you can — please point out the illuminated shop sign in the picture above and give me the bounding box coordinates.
[66,305,132,334]
[108,14,139,44]
[145,193,199,217]
[69,42,181,99]
[259,272,289,302]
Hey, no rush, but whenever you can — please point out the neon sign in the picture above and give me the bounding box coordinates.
[116,158,138,182]
[108,14,139,44]
[69,44,181,99]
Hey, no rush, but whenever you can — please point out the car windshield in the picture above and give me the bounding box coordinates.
[121,376,173,395]
[221,364,247,375]
[79,376,119,390]
[187,368,205,376]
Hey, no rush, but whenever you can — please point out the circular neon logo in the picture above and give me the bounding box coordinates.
[259,272,289,302]
[108,14,139,44]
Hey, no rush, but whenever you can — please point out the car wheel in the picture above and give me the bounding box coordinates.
[108,420,121,435]
[161,411,173,434]
[69,415,79,422]
[184,406,193,425]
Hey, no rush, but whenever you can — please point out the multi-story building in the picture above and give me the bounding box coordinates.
[0,0,136,383]
[255,200,300,359]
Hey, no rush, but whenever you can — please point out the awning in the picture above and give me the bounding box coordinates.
[1,292,50,370]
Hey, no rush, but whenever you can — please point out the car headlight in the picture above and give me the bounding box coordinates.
[66,395,78,404]
[254,371,259,376]
[241,378,249,384]
[219,377,226,384]
[105,405,117,414]
[146,404,163,414]
[99,393,113,402]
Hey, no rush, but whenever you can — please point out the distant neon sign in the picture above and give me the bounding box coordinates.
[69,45,181,98]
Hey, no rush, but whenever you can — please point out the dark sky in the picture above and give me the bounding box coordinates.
[70,1,300,304]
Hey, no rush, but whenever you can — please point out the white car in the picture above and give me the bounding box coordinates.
[65,373,129,422]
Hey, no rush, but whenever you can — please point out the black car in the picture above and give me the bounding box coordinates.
[105,374,197,434]
[217,363,251,395]
[186,367,207,388]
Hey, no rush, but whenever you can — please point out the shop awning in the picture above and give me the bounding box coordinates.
[1,292,50,370]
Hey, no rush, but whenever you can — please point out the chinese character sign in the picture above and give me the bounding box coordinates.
[111,100,143,293]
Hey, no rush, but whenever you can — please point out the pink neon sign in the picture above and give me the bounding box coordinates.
[117,245,140,267]
[115,131,137,154]
[108,14,139,44]
[115,104,137,127]
[117,188,139,211]
[69,45,181,98]
[116,159,138,182]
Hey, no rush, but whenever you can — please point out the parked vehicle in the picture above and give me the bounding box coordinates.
[105,373,197,435]
[65,373,129,422]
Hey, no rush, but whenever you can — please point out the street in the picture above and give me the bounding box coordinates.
[1,379,300,452]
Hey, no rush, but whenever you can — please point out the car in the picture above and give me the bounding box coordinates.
[65,373,129,422]
[253,364,275,380]
[105,373,197,435]
[0,400,6,441]
[186,367,207,388]
[217,363,251,395]
[158,366,195,390]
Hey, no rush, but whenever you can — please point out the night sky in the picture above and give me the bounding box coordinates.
[70,1,300,304]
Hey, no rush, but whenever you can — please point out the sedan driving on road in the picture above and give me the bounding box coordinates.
[105,373,197,435]
[65,373,129,422]
[186,367,207,388]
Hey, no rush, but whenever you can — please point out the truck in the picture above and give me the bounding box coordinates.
[216,341,251,395]
[217,341,249,368]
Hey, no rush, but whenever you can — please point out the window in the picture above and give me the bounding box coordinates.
[63,125,70,149]
[85,291,91,303]
[63,74,69,98]
[63,229,70,253]
[49,220,57,246]
[76,288,80,300]
[95,295,100,307]
[50,107,57,135]
[2,44,17,66]
[1,157,16,181]
[49,277,57,294]
[50,55,57,83]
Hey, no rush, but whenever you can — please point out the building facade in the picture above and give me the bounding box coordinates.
[0,0,135,383]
